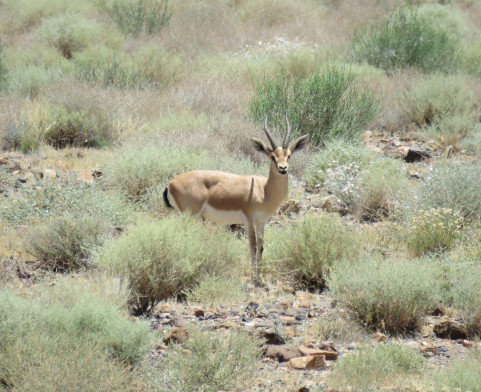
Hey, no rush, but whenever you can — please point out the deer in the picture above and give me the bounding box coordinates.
[163,116,308,286]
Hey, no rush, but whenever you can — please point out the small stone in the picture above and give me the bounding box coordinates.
[258,331,286,345]
[170,316,189,328]
[163,327,188,344]
[461,340,475,348]
[280,316,297,325]
[295,291,314,308]
[363,130,373,139]
[159,304,172,313]
[404,148,432,163]
[0,158,8,165]
[265,344,302,362]
[373,332,387,342]
[194,308,205,318]
[433,318,468,340]
[299,345,338,360]
[43,169,57,179]
[288,355,326,370]
[218,320,238,329]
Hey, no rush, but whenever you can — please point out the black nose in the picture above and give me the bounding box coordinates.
[278,167,288,174]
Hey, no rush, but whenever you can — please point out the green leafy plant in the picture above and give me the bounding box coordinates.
[249,65,379,145]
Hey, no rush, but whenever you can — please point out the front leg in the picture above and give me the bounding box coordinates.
[245,220,258,284]
[255,221,266,284]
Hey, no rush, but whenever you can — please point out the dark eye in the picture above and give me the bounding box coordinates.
[287,155,291,160]
[271,156,276,162]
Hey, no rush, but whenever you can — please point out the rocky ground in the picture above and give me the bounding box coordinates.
[1,132,479,392]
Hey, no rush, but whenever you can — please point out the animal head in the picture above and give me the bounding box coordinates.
[251,115,308,175]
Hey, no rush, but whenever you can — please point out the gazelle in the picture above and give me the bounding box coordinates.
[163,117,308,285]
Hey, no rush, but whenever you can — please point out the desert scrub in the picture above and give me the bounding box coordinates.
[134,45,183,88]
[0,176,132,225]
[103,0,172,35]
[249,65,379,145]
[306,140,377,188]
[186,276,247,307]
[430,355,481,392]
[13,99,117,151]
[73,45,147,89]
[406,208,463,256]
[308,312,367,344]
[417,3,471,38]
[96,215,243,314]
[0,42,7,90]
[36,13,122,59]
[328,258,442,333]
[352,7,459,72]
[399,74,477,131]
[161,329,260,392]
[25,214,107,272]
[267,214,361,289]
[104,145,214,201]
[450,265,481,338]
[0,279,153,390]
[329,344,424,391]
[415,162,481,222]
[461,42,481,77]
[7,65,64,98]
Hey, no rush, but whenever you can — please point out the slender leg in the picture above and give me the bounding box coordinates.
[245,219,257,284]
[255,221,266,284]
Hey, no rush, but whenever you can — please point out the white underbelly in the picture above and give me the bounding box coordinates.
[201,203,245,225]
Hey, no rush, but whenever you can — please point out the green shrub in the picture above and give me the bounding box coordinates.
[105,0,171,35]
[430,355,481,392]
[249,65,379,145]
[406,208,463,256]
[96,215,243,314]
[329,344,424,391]
[104,145,214,201]
[267,214,361,289]
[73,45,145,89]
[134,45,182,87]
[0,42,7,90]
[25,214,107,272]
[306,140,377,188]
[162,329,259,392]
[8,65,63,98]
[416,162,481,222]
[0,278,153,389]
[417,3,470,38]
[0,176,132,225]
[186,276,247,307]
[352,7,459,72]
[399,74,477,130]
[461,42,481,77]
[450,265,481,337]
[328,258,442,333]
[37,14,114,59]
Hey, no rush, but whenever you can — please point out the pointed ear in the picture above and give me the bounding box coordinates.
[251,138,270,155]
[290,134,309,153]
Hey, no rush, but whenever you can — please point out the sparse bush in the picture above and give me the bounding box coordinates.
[25,214,107,271]
[417,3,470,38]
[430,355,481,392]
[96,215,243,314]
[329,344,424,391]
[8,65,63,98]
[162,329,260,392]
[306,140,376,188]
[105,0,171,35]
[406,208,463,256]
[134,45,182,87]
[249,65,380,145]
[352,7,459,72]
[186,276,247,307]
[104,145,214,201]
[461,42,481,77]
[0,176,132,225]
[11,100,116,151]
[74,45,145,89]
[399,74,477,130]
[0,42,7,90]
[450,265,481,337]
[309,312,367,344]
[37,14,115,59]
[328,258,442,333]
[268,214,361,289]
[416,162,481,222]
[0,278,153,390]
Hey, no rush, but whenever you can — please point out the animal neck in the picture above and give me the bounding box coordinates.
[264,162,289,208]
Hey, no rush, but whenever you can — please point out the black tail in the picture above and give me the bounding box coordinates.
[163,186,174,209]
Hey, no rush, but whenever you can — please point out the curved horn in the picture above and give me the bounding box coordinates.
[263,116,277,150]
[283,112,291,149]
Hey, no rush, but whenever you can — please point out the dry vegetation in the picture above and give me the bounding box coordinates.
[1,0,481,391]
